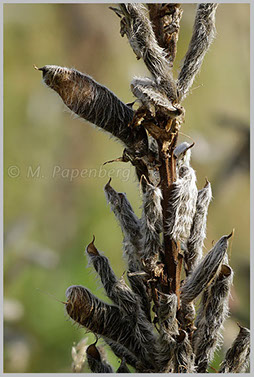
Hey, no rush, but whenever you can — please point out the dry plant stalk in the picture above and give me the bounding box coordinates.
[38,3,250,373]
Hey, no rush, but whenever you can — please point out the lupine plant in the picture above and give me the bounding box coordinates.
[37,4,250,373]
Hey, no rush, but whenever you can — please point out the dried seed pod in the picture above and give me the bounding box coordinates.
[148,4,183,65]
[86,343,113,373]
[131,77,181,117]
[185,179,212,273]
[114,4,178,103]
[219,324,250,373]
[155,334,176,373]
[116,358,130,373]
[173,330,195,373]
[104,179,142,255]
[141,179,163,269]
[104,180,149,312]
[177,4,218,100]
[154,293,178,372]
[193,264,234,373]
[181,234,232,304]
[167,143,198,243]
[65,285,157,370]
[38,65,147,154]
[86,238,139,317]
[104,180,150,313]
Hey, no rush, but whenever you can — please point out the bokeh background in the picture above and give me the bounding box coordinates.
[4,3,250,373]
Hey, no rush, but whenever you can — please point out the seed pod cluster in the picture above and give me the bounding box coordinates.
[38,2,249,373]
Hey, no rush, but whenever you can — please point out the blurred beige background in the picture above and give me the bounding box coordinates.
[4,3,250,373]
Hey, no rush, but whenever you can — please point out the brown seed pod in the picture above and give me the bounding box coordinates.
[38,65,147,154]
[65,285,156,370]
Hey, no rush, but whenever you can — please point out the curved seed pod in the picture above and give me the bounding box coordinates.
[172,330,195,373]
[65,285,157,370]
[141,179,163,269]
[104,180,149,312]
[38,65,147,154]
[181,234,232,304]
[219,324,250,373]
[177,4,218,101]
[86,238,139,317]
[185,179,212,273]
[86,240,152,354]
[86,343,113,373]
[114,4,178,103]
[155,293,178,372]
[104,339,139,370]
[116,358,130,373]
[104,179,142,253]
[103,180,151,316]
[193,264,233,373]
[167,143,198,243]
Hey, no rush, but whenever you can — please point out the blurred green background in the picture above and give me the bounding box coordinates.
[4,3,250,373]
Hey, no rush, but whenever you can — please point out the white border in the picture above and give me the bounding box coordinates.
[1,1,252,376]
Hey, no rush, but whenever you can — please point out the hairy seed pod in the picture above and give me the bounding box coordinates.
[155,293,178,372]
[115,4,178,103]
[104,339,139,370]
[141,180,163,269]
[116,358,130,373]
[193,264,233,373]
[39,65,147,154]
[103,179,151,317]
[86,343,113,373]
[65,285,157,370]
[181,234,232,304]
[173,330,195,373]
[104,179,142,254]
[219,324,250,373]
[177,4,218,101]
[185,179,212,273]
[86,239,153,358]
[167,143,198,242]
[86,239,139,317]
[104,180,148,311]
[131,77,181,117]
